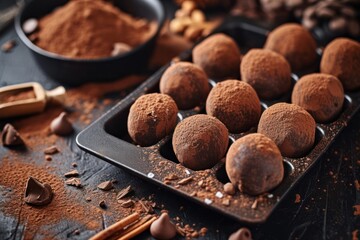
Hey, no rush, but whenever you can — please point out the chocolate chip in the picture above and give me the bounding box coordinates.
[1,124,24,147]
[150,213,177,240]
[22,18,38,35]
[97,180,113,191]
[43,145,59,155]
[64,170,79,178]
[228,228,252,240]
[50,112,73,136]
[1,40,16,53]
[65,178,82,188]
[24,177,53,206]
[99,200,107,209]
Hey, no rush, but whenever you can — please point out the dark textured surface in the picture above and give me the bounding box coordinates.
[1,2,360,240]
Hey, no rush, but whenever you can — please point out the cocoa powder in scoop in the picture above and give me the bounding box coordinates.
[35,0,156,59]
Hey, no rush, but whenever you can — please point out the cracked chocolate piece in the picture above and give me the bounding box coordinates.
[1,124,24,147]
[97,181,113,191]
[24,177,53,206]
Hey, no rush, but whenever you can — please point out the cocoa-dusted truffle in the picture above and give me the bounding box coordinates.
[128,93,178,147]
[258,103,316,158]
[172,114,228,170]
[320,38,360,91]
[241,49,291,100]
[226,133,284,195]
[292,73,344,122]
[192,33,241,80]
[206,80,261,133]
[264,23,317,71]
[160,62,210,110]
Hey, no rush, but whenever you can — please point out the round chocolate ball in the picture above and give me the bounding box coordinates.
[172,114,229,170]
[206,80,261,133]
[264,23,317,71]
[160,62,210,110]
[192,33,241,80]
[292,73,344,122]
[128,93,178,147]
[226,133,284,195]
[241,49,292,100]
[258,103,316,158]
[320,38,360,91]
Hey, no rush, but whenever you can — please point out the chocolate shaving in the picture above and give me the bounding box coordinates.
[1,40,16,52]
[139,200,154,213]
[65,178,82,188]
[97,180,113,191]
[119,199,134,208]
[1,123,24,147]
[24,177,53,206]
[43,146,59,155]
[64,170,79,178]
[164,173,179,181]
[116,185,132,199]
[177,176,193,185]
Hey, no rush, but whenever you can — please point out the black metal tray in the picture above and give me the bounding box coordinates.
[76,17,360,223]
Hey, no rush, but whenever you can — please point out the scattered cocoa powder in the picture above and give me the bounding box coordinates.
[35,0,156,59]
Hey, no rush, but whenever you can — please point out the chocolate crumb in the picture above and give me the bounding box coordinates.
[1,123,24,147]
[116,185,132,199]
[99,200,107,209]
[251,199,258,209]
[295,194,301,203]
[97,181,113,191]
[24,177,53,206]
[43,146,59,155]
[200,227,208,236]
[85,197,91,202]
[1,40,16,52]
[65,178,82,188]
[222,199,230,206]
[164,173,179,181]
[177,176,193,185]
[119,199,134,208]
[223,182,235,195]
[139,200,154,213]
[64,170,79,178]
[45,155,52,161]
[71,162,78,167]
[73,229,80,235]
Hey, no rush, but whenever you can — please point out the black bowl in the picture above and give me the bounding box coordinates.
[15,0,165,86]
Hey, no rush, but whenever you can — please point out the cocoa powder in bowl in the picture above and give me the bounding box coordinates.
[320,38,360,91]
[172,114,229,170]
[206,80,261,133]
[160,62,210,110]
[240,49,292,100]
[127,93,178,147]
[264,23,317,72]
[35,0,156,59]
[292,73,344,123]
[226,133,284,195]
[192,33,241,80]
[258,103,316,158]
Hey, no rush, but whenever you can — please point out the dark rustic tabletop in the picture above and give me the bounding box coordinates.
[1,1,360,239]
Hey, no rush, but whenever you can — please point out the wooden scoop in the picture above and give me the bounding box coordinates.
[0,82,65,119]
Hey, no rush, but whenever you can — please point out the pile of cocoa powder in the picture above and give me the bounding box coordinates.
[34,0,157,59]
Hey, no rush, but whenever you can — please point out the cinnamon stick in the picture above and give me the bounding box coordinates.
[89,212,140,240]
[116,216,157,240]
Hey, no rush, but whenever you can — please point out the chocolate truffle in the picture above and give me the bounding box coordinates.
[192,33,241,80]
[292,73,344,122]
[172,114,228,170]
[320,38,360,91]
[240,49,292,100]
[128,93,178,147]
[226,133,284,195]
[160,62,210,109]
[264,23,317,71]
[206,80,261,133]
[258,103,316,158]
